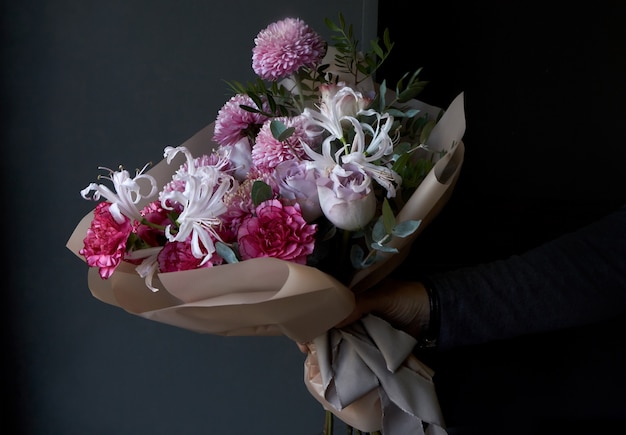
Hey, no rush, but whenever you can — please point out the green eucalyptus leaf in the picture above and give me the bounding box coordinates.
[392,219,422,238]
[386,108,408,118]
[216,242,239,264]
[350,244,365,269]
[270,120,295,141]
[371,217,387,243]
[382,198,396,234]
[251,181,273,206]
[370,243,399,254]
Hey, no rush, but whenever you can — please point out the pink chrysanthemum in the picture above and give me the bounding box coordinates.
[80,201,133,279]
[252,115,310,171]
[252,17,326,81]
[213,94,270,146]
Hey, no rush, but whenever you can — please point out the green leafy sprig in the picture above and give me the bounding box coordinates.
[324,12,394,86]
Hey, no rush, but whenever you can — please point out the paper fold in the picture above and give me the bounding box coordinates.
[66,93,465,343]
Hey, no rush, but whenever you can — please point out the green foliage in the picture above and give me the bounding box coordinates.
[324,13,394,85]
[251,180,273,206]
[216,241,240,264]
[270,120,295,142]
[349,198,422,269]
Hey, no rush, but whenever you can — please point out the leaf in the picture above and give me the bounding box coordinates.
[370,242,399,254]
[216,242,239,264]
[420,119,437,144]
[381,198,396,234]
[392,219,422,238]
[270,120,295,141]
[251,181,273,206]
[350,244,365,268]
[371,217,387,243]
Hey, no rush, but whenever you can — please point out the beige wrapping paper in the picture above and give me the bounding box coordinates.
[67,92,465,433]
[67,93,464,342]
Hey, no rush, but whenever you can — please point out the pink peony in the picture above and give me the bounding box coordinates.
[252,17,326,81]
[157,239,223,273]
[237,199,316,264]
[252,115,310,171]
[80,201,133,279]
[220,169,280,241]
[213,94,270,146]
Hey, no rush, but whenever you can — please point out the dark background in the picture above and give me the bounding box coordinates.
[4,0,626,434]
[378,2,626,434]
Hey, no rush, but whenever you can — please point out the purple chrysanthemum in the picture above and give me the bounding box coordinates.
[213,94,269,146]
[252,115,310,171]
[252,17,326,81]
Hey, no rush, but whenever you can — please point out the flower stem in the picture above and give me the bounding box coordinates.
[292,72,307,112]
[324,410,334,435]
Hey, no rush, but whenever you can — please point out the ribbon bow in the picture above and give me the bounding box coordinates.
[304,314,447,434]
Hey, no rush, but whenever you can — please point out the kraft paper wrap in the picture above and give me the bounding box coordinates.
[67,92,465,433]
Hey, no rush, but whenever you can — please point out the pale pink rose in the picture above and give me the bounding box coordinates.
[252,17,326,81]
[237,199,317,264]
[274,159,322,222]
[218,137,253,181]
[316,163,376,231]
[80,201,133,279]
[157,239,223,272]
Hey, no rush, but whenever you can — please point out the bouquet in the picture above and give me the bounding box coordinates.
[67,13,465,435]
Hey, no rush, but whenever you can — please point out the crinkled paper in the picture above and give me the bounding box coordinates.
[67,92,466,433]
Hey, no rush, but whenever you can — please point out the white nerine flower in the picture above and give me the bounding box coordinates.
[302,101,400,198]
[80,163,158,223]
[125,248,162,292]
[340,113,400,198]
[303,83,371,142]
[160,146,235,264]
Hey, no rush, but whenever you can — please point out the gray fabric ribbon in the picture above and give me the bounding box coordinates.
[311,314,447,434]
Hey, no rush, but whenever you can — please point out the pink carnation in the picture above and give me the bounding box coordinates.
[157,239,224,273]
[80,202,133,279]
[252,17,326,81]
[252,115,309,171]
[237,199,316,264]
[213,94,270,146]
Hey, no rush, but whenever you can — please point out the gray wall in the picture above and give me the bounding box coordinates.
[4,1,377,434]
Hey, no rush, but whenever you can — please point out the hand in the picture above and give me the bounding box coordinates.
[297,277,431,353]
[336,278,431,339]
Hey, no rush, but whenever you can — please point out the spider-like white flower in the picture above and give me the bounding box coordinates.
[303,83,370,142]
[160,146,235,264]
[302,91,400,198]
[80,163,158,223]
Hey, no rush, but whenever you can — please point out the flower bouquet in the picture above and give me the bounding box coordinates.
[67,13,464,435]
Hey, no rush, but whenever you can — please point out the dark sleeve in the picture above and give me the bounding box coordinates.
[428,204,626,350]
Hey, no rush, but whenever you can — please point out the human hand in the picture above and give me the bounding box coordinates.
[335,278,431,339]
[297,278,431,353]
